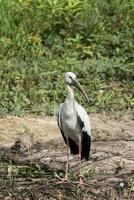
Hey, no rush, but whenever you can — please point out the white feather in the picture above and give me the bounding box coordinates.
[75,102,91,136]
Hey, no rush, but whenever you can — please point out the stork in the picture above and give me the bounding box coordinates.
[57,72,91,186]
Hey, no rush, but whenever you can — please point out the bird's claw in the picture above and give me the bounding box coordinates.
[74,176,89,188]
[56,178,70,185]
[55,173,70,184]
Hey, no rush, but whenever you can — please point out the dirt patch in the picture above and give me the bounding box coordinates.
[0,113,133,146]
[0,114,134,199]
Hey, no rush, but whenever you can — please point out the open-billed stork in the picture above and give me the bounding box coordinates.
[57,72,91,186]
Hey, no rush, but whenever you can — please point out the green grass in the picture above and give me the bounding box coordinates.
[0,55,133,116]
[0,0,133,116]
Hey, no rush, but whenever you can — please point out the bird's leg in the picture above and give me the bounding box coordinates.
[64,144,70,180]
[77,139,88,187]
[78,139,84,186]
[56,143,70,184]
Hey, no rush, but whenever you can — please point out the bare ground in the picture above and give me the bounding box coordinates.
[0,113,134,200]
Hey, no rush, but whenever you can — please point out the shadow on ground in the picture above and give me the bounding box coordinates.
[0,139,134,200]
[0,114,134,199]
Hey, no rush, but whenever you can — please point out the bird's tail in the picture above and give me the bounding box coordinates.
[81,132,91,160]
[68,137,79,155]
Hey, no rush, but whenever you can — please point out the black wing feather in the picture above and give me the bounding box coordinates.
[81,131,91,160]
[78,115,91,160]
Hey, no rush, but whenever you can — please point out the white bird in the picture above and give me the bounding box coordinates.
[57,72,91,186]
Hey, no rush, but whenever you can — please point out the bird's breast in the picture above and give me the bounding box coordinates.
[62,112,81,141]
[63,113,77,130]
[62,99,81,139]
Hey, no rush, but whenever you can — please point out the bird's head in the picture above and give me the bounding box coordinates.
[64,72,76,85]
[64,72,89,103]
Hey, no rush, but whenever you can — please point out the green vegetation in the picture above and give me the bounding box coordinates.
[0,0,133,116]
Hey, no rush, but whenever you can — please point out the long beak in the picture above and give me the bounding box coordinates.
[73,79,89,103]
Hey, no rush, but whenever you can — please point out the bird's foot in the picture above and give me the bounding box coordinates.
[75,176,89,188]
[56,178,70,185]
[55,173,70,184]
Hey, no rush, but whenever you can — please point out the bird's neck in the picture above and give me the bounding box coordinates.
[64,85,76,116]
[66,84,75,102]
